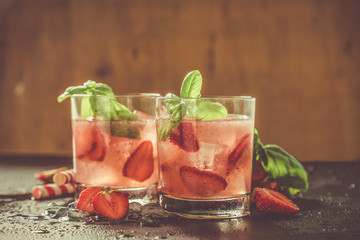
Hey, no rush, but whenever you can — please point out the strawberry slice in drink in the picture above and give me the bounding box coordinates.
[227,133,251,174]
[123,140,154,182]
[160,155,189,196]
[169,122,200,152]
[179,165,228,197]
[92,190,129,219]
[76,187,103,214]
[253,187,299,215]
[73,121,106,161]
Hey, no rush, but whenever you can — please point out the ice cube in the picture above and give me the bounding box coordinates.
[51,207,69,219]
[194,142,229,175]
[68,209,91,221]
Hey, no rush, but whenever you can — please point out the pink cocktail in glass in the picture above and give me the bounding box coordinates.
[157,96,255,219]
[71,94,159,204]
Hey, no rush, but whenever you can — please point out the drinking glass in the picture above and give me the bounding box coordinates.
[156,96,255,219]
[71,94,159,204]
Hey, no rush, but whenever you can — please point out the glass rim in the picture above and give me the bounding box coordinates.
[70,93,160,98]
[156,95,255,101]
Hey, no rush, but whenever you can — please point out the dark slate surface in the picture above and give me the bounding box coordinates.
[0,155,359,240]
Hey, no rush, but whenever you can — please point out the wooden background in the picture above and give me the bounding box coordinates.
[0,0,359,162]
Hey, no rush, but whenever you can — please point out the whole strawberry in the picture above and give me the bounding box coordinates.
[253,187,299,216]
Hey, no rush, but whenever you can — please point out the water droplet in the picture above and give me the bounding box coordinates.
[31,230,50,234]
[67,201,77,209]
[347,183,356,190]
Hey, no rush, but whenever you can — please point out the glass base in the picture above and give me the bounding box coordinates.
[159,192,250,219]
[75,183,158,205]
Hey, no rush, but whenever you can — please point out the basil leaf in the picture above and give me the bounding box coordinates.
[158,70,228,140]
[111,100,139,120]
[57,86,88,103]
[58,81,138,121]
[94,83,114,96]
[157,96,186,141]
[80,96,94,119]
[253,129,267,162]
[192,100,227,121]
[263,144,309,193]
[180,70,202,98]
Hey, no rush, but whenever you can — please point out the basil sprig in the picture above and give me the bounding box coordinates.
[57,80,138,121]
[253,129,309,196]
[158,70,227,140]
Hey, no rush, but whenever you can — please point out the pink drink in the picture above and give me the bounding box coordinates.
[73,118,158,189]
[156,95,255,219]
[158,116,253,199]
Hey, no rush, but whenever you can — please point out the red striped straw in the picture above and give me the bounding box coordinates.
[31,182,75,200]
[53,169,75,185]
[34,166,68,183]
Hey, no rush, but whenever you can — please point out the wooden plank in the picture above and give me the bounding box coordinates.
[0,0,359,161]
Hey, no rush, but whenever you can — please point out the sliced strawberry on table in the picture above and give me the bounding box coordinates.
[92,190,129,219]
[123,140,154,182]
[169,122,200,152]
[227,133,251,174]
[76,187,103,214]
[179,165,228,197]
[251,159,267,184]
[253,187,300,216]
[74,122,106,161]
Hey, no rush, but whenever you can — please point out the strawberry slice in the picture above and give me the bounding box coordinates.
[169,122,200,152]
[92,190,129,219]
[160,156,189,196]
[227,133,251,174]
[76,187,103,214]
[251,160,267,184]
[253,188,300,215]
[123,141,154,182]
[179,165,228,197]
[73,122,106,161]
[86,129,106,160]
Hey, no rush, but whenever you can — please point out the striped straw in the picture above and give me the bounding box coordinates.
[31,182,75,200]
[53,169,75,185]
[34,166,68,183]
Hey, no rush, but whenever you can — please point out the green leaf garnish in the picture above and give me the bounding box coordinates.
[253,129,309,196]
[188,100,227,121]
[58,80,138,121]
[180,70,202,98]
[158,70,227,140]
[158,97,187,141]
